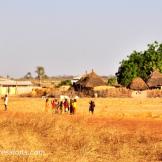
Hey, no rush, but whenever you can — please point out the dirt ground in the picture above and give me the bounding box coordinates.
[1,97,162,135]
[0,97,162,162]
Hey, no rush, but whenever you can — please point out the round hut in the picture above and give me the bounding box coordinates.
[129,77,148,91]
[75,70,106,92]
[147,70,162,89]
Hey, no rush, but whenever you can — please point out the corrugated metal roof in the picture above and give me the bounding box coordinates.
[0,79,32,86]
[16,81,32,86]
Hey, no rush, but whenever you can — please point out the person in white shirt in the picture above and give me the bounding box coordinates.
[4,94,8,111]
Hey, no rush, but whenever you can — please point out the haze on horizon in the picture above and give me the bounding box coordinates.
[0,0,162,78]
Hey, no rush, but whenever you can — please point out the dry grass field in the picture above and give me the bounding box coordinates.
[0,97,162,162]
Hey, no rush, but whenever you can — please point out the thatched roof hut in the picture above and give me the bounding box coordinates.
[75,71,106,90]
[129,77,148,91]
[147,70,162,88]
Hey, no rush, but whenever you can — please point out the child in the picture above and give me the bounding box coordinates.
[55,99,60,114]
[59,101,63,114]
[51,98,56,113]
[69,99,74,115]
[45,98,50,112]
[89,100,95,114]
[72,99,77,114]
[64,99,69,113]
[4,94,8,111]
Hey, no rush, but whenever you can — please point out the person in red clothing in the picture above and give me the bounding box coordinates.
[63,99,69,113]
[51,98,58,114]
[51,98,56,109]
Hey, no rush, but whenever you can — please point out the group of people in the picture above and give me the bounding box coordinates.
[45,97,78,115]
[45,97,96,115]
[1,94,96,115]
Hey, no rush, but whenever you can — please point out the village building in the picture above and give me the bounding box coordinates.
[129,77,148,91]
[71,71,89,85]
[147,70,162,89]
[0,77,33,95]
[129,77,148,98]
[71,76,82,85]
[128,77,148,98]
[74,70,106,92]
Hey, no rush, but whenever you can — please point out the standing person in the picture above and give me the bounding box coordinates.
[4,94,8,111]
[89,100,95,115]
[51,98,56,113]
[59,101,63,114]
[55,99,59,114]
[72,99,77,114]
[45,98,50,112]
[53,99,59,114]
[69,99,74,115]
[64,99,69,113]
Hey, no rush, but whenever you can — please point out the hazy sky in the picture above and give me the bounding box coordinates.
[0,0,162,77]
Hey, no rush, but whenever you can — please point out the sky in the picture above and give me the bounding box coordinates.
[0,0,162,78]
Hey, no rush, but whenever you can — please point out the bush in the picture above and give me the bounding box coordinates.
[107,77,117,86]
[57,80,72,87]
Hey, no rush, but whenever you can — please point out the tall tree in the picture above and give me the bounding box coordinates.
[35,66,45,80]
[116,42,162,87]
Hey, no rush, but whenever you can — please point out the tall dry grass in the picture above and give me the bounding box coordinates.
[3,97,162,119]
[0,111,162,162]
[0,97,162,161]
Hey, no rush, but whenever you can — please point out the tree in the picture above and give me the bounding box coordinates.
[116,42,162,87]
[107,76,117,86]
[35,66,46,80]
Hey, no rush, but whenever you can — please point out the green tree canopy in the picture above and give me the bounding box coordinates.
[107,76,117,86]
[116,42,162,87]
[57,80,72,88]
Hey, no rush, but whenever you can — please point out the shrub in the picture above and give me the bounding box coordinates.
[57,80,72,87]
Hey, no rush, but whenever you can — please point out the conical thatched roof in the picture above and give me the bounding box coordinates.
[129,77,148,91]
[147,70,162,88]
[76,71,106,88]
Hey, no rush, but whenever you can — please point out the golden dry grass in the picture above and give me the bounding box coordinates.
[2,97,162,119]
[0,97,162,162]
